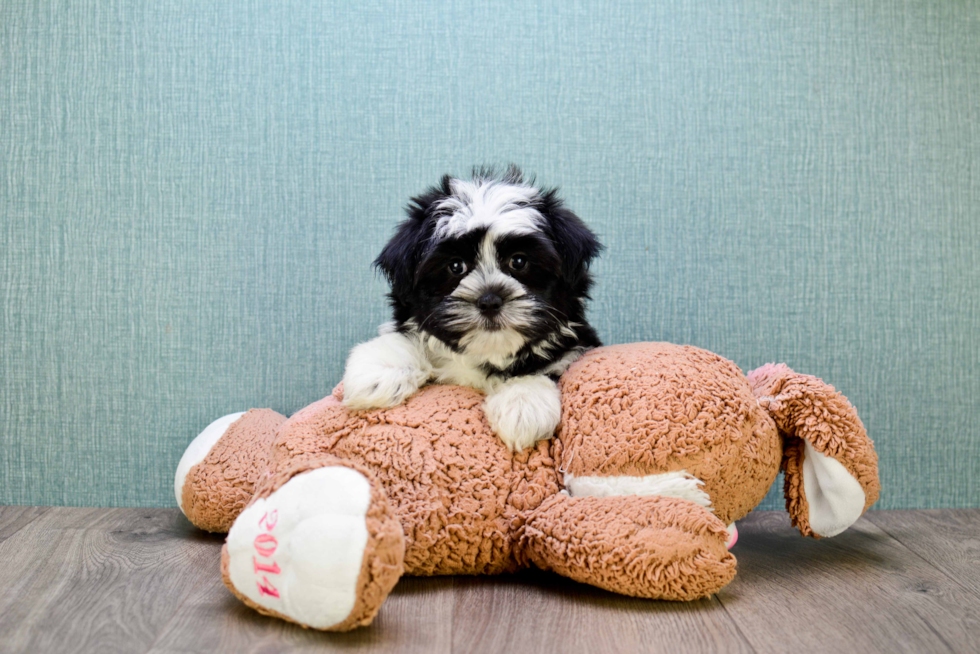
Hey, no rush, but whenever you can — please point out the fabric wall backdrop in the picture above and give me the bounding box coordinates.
[1,1,978,509]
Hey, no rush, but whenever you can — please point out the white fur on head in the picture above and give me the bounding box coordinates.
[434,178,543,240]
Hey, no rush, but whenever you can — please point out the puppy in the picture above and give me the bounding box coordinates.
[342,167,602,451]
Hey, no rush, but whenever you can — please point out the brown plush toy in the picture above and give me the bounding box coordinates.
[174,342,879,631]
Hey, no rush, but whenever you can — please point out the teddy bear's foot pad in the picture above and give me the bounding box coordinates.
[223,466,374,629]
[175,409,286,533]
[175,412,246,510]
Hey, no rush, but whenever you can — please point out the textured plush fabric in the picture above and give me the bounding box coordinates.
[181,408,285,533]
[557,343,782,525]
[523,494,736,600]
[268,387,562,576]
[179,342,880,629]
[221,454,406,631]
[748,363,881,537]
[1,1,977,509]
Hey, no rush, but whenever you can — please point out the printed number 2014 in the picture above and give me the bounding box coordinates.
[254,511,281,598]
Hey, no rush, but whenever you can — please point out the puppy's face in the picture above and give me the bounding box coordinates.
[376,170,601,361]
[414,222,563,359]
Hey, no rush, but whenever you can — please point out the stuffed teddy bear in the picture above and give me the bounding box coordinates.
[174,342,879,631]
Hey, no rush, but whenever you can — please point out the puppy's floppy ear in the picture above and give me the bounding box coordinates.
[373,176,449,295]
[373,218,424,297]
[540,189,603,289]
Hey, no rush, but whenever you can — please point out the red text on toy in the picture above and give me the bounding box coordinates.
[254,510,281,598]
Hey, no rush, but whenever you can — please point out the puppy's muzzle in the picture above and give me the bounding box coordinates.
[477,292,504,316]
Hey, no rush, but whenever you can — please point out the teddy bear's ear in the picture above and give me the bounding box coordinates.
[748,364,881,538]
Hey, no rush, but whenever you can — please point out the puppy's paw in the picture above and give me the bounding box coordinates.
[484,375,561,451]
[342,333,430,410]
[342,366,423,410]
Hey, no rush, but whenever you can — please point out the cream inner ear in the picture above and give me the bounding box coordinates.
[801,440,866,537]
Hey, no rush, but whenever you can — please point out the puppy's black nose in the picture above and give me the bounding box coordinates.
[477,292,503,315]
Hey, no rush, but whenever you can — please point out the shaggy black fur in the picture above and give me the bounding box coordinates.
[374,167,602,380]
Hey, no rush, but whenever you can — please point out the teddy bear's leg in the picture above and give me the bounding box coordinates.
[221,455,405,631]
[522,494,736,600]
[175,409,286,533]
[747,363,881,538]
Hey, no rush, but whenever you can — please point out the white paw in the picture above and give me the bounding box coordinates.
[225,467,372,630]
[484,375,561,451]
[341,332,431,410]
[342,365,424,410]
[175,412,245,512]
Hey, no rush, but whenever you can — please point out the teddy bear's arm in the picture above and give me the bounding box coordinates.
[521,494,736,600]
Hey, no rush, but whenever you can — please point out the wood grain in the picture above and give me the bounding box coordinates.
[148,573,454,654]
[2,508,980,653]
[0,505,49,543]
[452,569,753,654]
[0,508,221,654]
[717,511,980,654]
[866,509,980,600]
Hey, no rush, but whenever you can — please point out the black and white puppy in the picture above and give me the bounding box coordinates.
[341,167,602,451]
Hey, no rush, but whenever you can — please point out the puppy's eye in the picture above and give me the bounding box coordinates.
[509,254,528,272]
[448,259,468,276]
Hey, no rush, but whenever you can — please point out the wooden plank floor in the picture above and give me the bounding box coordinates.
[0,508,977,654]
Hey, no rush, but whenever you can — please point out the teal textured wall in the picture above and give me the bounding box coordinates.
[2,1,978,509]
